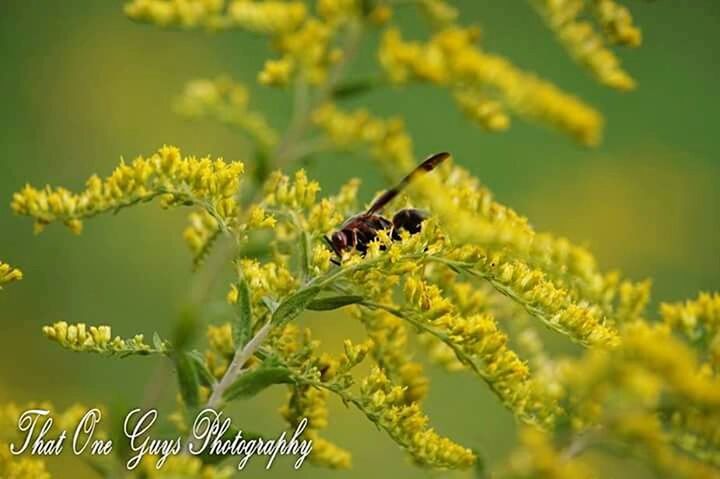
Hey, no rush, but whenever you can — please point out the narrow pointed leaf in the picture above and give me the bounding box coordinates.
[234,278,252,347]
[271,286,322,324]
[174,351,200,408]
[307,295,364,311]
[223,366,293,402]
[187,350,217,387]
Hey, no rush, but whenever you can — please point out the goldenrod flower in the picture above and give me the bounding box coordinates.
[502,427,595,479]
[358,367,476,469]
[1,401,107,479]
[354,308,429,403]
[263,169,321,210]
[560,321,720,476]
[42,321,167,356]
[317,0,359,25]
[0,449,51,479]
[469,254,620,347]
[419,0,458,27]
[124,0,230,30]
[258,57,294,86]
[0,262,22,290]
[454,88,511,132]
[175,77,278,148]
[592,0,642,47]
[402,275,560,425]
[228,0,306,34]
[273,19,333,85]
[304,431,352,469]
[378,27,604,145]
[312,105,627,321]
[237,257,298,308]
[281,385,352,469]
[273,328,362,469]
[530,0,637,90]
[12,145,245,235]
[183,210,220,264]
[661,292,720,367]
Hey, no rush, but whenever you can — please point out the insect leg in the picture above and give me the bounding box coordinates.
[324,235,341,256]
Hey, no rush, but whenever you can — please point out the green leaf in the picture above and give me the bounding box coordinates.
[174,351,201,408]
[271,286,322,325]
[299,231,311,278]
[253,148,270,186]
[222,366,293,402]
[307,295,364,311]
[187,350,217,387]
[233,278,253,347]
[331,77,380,99]
[173,307,200,352]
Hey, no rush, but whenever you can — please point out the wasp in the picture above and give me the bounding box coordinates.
[324,152,450,262]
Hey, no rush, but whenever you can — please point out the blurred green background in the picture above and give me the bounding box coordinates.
[0,1,718,477]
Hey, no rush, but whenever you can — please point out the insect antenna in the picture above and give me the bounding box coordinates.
[366,152,450,215]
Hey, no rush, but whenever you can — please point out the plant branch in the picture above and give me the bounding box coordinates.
[206,320,274,409]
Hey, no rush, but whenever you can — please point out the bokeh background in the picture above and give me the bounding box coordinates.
[0,1,718,477]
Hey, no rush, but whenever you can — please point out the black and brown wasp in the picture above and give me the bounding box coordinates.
[324,152,450,263]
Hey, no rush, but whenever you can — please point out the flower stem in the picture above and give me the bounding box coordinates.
[206,320,274,409]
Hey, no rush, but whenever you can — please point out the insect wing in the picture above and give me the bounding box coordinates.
[366,152,450,215]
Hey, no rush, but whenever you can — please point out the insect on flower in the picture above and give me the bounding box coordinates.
[324,152,450,262]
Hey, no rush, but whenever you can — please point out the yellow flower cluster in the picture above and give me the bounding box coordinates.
[11,145,245,235]
[236,257,298,308]
[124,0,229,30]
[0,262,22,290]
[530,0,638,90]
[229,1,306,34]
[559,321,720,476]
[354,308,429,403]
[42,321,167,355]
[378,27,603,145]
[662,292,720,366]
[341,228,434,296]
[268,19,334,86]
[469,253,620,347]
[1,402,106,479]
[183,210,220,261]
[516,327,563,396]
[612,412,720,479]
[403,275,559,425]
[312,103,416,178]
[258,58,294,86]
[419,0,458,27]
[272,328,377,469]
[0,453,50,479]
[280,386,352,469]
[358,367,476,469]
[125,0,307,34]
[311,104,631,321]
[316,0,360,25]
[502,428,595,479]
[0,402,101,437]
[175,77,278,149]
[592,0,642,46]
[454,88,510,132]
[205,323,235,378]
[263,169,321,211]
